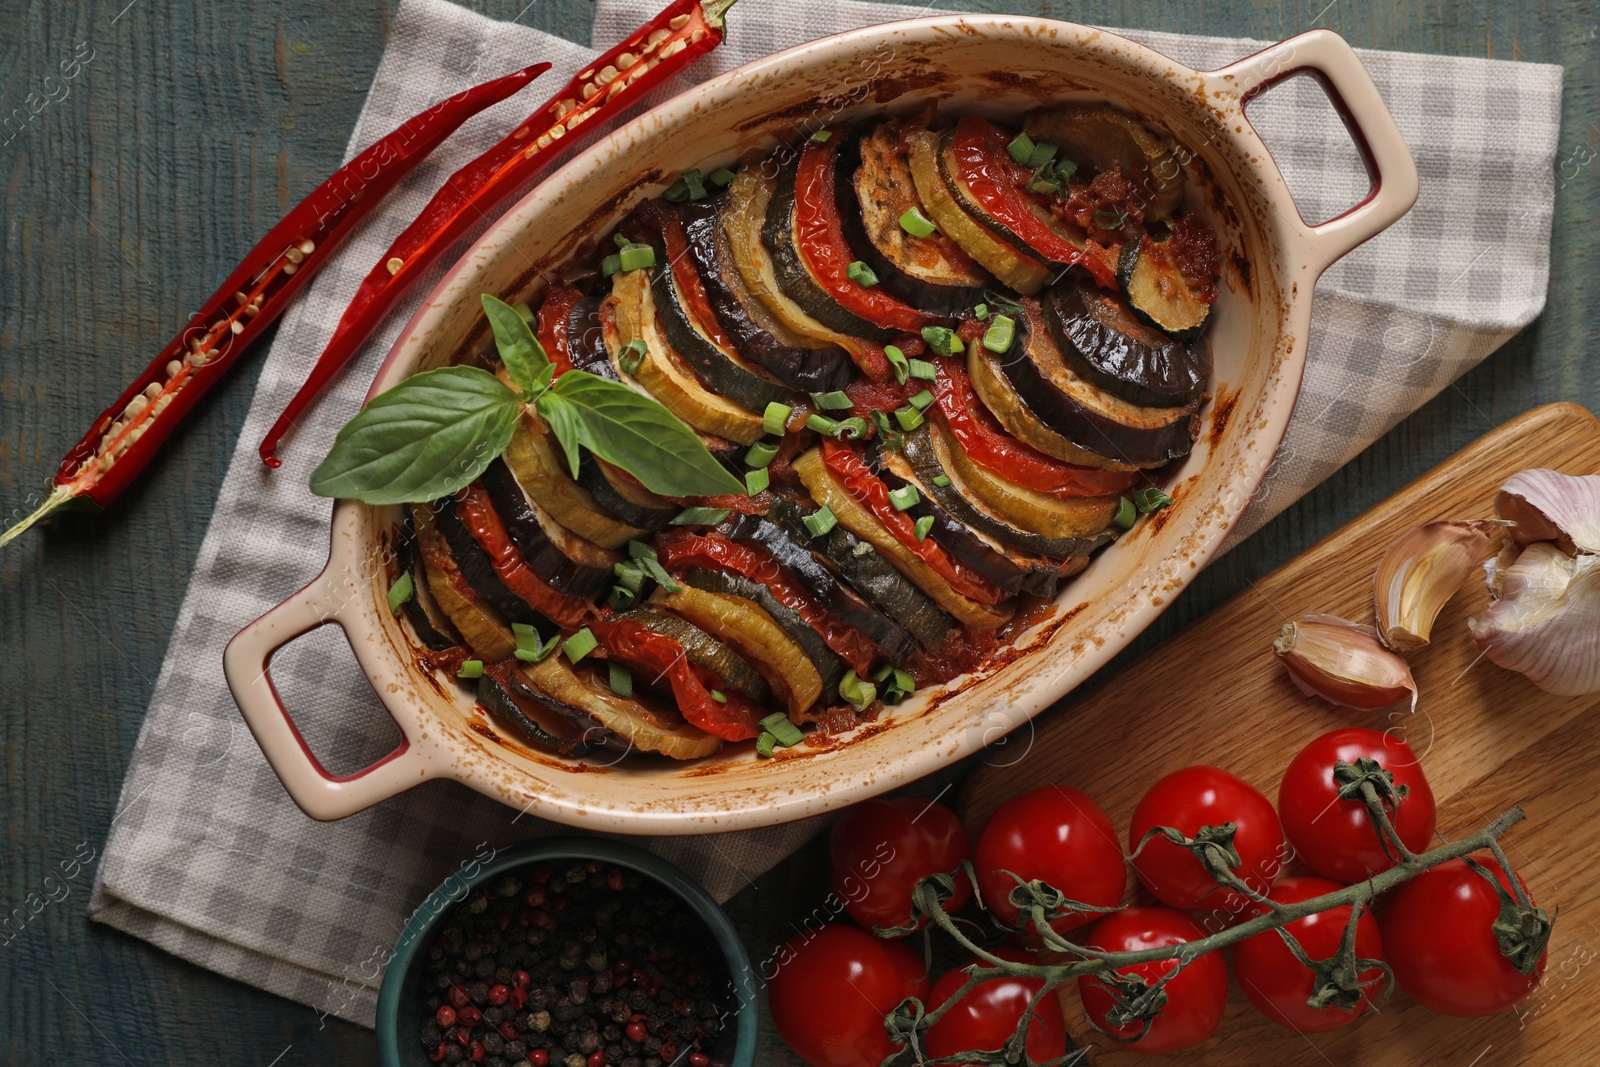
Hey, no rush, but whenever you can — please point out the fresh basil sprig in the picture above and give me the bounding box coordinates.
[311,294,743,503]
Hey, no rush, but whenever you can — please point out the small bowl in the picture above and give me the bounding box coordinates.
[376,838,758,1067]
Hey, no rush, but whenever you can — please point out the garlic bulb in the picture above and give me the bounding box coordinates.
[1468,469,1600,696]
[1469,543,1600,695]
[1274,614,1418,711]
[1374,520,1496,653]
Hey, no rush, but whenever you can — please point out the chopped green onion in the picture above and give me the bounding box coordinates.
[619,338,648,375]
[802,506,837,538]
[932,474,951,487]
[563,627,598,664]
[1093,208,1128,231]
[908,389,934,410]
[872,663,895,683]
[869,410,904,450]
[662,178,689,202]
[1007,131,1036,165]
[608,662,633,698]
[386,571,414,614]
[899,206,937,238]
[888,484,920,511]
[884,344,909,384]
[744,441,780,468]
[838,669,878,711]
[756,732,779,758]
[1054,156,1080,183]
[744,468,770,496]
[1132,487,1175,513]
[600,253,621,278]
[627,540,659,561]
[763,401,793,436]
[618,243,657,272]
[920,326,961,357]
[708,167,737,188]
[984,290,1025,315]
[1026,141,1058,168]
[881,667,917,705]
[512,621,539,639]
[513,622,558,664]
[835,416,868,440]
[641,557,680,594]
[908,359,938,381]
[893,405,925,432]
[1113,496,1138,530]
[512,301,536,324]
[614,560,646,592]
[913,514,935,542]
[1027,164,1062,196]
[806,413,839,436]
[982,314,1016,354]
[811,390,853,411]
[711,689,727,703]
[810,129,832,143]
[973,303,989,320]
[846,261,879,287]
[456,659,484,679]
[682,168,707,201]
[607,585,637,611]
[671,506,733,526]
[613,233,633,250]
[759,712,804,747]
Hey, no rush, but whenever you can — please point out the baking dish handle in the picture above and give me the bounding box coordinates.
[224,576,435,820]
[1213,28,1419,268]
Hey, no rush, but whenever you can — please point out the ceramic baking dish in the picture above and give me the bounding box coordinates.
[225,16,1417,832]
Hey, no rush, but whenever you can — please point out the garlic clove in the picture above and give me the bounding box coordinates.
[1274,615,1419,711]
[1468,543,1600,696]
[1495,469,1600,556]
[1374,520,1497,654]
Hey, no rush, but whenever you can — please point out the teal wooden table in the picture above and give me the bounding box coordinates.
[0,1,1594,1063]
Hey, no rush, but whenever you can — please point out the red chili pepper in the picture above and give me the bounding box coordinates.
[594,618,763,741]
[453,483,593,630]
[0,63,549,551]
[818,439,1006,606]
[259,0,742,466]
[931,357,1136,498]
[793,137,938,333]
[654,532,882,675]
[949,114,1117,288]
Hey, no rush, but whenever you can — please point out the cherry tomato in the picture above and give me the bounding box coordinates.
[1279,727,1436,884]
[1078,907,1226,1055]
[767,924,928,1067]
[1381,857,1548,1017]
[973,786,1125,934]
[829,796,972,934]
[1232,876,1386,1032]
[1128,766,1284,915]
[925,947,1067,1065]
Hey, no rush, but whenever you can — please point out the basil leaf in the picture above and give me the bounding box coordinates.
[544,371,744,496]
[309,366,520,505]
[535,390,588,481]
[482,294,549,395]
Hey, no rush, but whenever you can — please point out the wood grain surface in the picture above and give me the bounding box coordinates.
[960,403,1600,1065]
[0,1,1597,1064]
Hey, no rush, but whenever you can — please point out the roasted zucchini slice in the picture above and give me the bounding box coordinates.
[614,609,770,703]
[477,666,603,758]
[501,408,646,550]
[431,495,545,628]
[521,654,722,760]
[395,510,462,651]
[679,565,846,698]
[1023,103,1184,220]
[1115,234,1212,341]
[410,503,516,661]
[481,458,619,600]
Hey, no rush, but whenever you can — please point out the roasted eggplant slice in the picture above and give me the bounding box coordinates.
[607,267,766,444]
[683,197,852,393]
[1116,234,1212,341]
[395,511,461,651]
[1023,103,1184,220]
[579,456,679,531]
[792,448,1014,630]
[565,295,617,379]
[651,234,791,413]
[521,654,722,760]
[768,498,956,653]
[721,509,920,663]
[897,425,1108,561]
[841,123,991,317]
[649,583,825,717]
[1049,274,1209,405]
[502,409,646,550]
[1000,297,1201,468]
[481,458,618,600]
[410,503,517,660]
[679,566,846,697]
[614,609,770,703]
[478,665,603,757]
[431,495,545,628]
[905,127,1051,296]
[928,419,1120,540]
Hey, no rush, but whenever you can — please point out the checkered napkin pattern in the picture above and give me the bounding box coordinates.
[88,0,1562,1028]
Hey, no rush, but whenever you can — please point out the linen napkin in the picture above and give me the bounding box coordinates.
[89,0,1563,1028]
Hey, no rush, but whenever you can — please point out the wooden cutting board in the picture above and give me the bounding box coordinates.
[958,403,1600,1067]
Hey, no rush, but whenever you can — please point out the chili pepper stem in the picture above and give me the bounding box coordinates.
[0,485,80,551]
